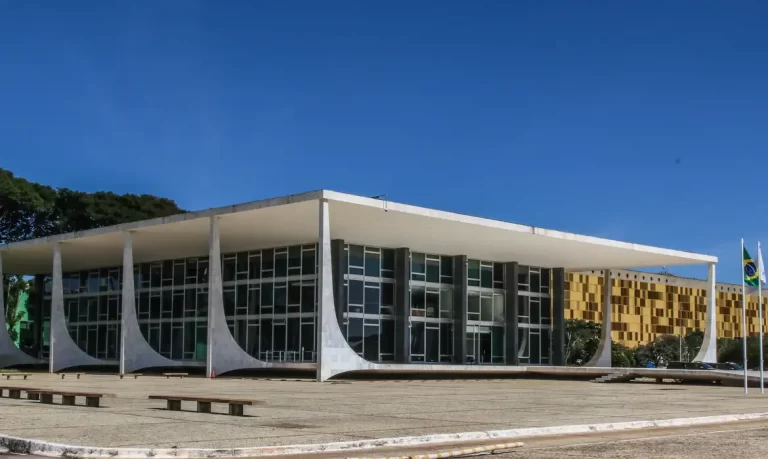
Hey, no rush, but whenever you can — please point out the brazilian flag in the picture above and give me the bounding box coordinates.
[744,247,760,288]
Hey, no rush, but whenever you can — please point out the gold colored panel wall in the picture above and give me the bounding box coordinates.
[566,271,768,348]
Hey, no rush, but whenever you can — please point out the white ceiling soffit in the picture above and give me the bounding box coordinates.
[0,189,716,274]
[0,194,320,274]
[323,191,717,269]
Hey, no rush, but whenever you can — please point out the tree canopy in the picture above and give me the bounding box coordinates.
[0,168,185,244]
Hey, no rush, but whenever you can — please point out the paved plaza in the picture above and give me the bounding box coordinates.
[1,374,768,449]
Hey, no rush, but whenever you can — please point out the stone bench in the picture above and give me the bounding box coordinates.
[1,373,31,380]
[0,386,41,400]
[163,373,188,379]
[28,390,104,408]
[57,373,81,380]
[119,374,142,379]
[148,394,259,416]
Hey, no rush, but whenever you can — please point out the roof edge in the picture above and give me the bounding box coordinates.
[322,190,718,264]
[0,190,323,251]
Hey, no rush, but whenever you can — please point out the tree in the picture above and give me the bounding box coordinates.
[717,336,768,369]
[565,319,601,365]
[611,341,636,367]
[0,168,186,244]
[685,329,704,361]
[635,334,684,366]
[717,338,742,365]
[0,169,57,242]
[3,276,28,343]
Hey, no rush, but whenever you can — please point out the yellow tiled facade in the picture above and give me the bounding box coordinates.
[566,269,768,348]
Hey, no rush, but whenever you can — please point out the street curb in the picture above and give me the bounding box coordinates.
[2,412,768,458]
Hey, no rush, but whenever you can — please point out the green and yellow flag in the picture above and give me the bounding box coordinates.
[744,247,760,288]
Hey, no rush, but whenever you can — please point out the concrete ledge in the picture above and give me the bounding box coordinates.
[3,411,768,458]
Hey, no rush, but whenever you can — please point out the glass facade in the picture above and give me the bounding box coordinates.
[48,243,318,363]
[135,257,208,361]
[410,252,454,363]
[339,248,553,365]
[341,244,396,362]
[220,244,317,362]
[40,239,552,367]
[517,266,552,364]
[466,259,505,364]
[59,269,123,360]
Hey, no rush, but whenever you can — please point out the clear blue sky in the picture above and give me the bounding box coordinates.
[1,1,766,283]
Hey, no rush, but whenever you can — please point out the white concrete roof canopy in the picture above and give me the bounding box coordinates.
[0,190,716,274]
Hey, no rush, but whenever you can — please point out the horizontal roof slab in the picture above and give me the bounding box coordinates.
[0,190,716,274]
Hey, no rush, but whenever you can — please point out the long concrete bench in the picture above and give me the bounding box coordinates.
[28,390,104,407]
[148,394,259,416]
[162,373,188,379]
[0,386,41,400]
[1,373,31,380]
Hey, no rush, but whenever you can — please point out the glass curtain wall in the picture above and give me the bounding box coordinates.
[221,244,317,362]
[49,243,318,363]
[466,260,505,364]
[135,257,209,361]
[410,253,454,363]
[341,244,396,362]
[517,266,552,364]
[57,269,123,360]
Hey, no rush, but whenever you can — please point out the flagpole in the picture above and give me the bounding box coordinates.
[759,241,764,394]
[742,238,748,395]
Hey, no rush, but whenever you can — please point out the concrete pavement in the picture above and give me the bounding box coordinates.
[1,374,768,449]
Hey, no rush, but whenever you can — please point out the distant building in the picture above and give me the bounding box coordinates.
[10,290,30,347]
[567,270,766,348]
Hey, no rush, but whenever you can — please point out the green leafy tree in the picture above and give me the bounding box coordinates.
[717,336,768,369]
[685,329,704,360]
[565,319,601,365]
[611,341,636,367]
[0,169,57,242]
[0,168,185,243]
[635,334,684,366]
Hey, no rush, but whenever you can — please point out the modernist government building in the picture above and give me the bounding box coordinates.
[0,190,751,380]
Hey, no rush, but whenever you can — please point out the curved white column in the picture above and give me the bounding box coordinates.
[0,252,45,368]
[50,243,112,373]
[120,232,184,374]
[693,263,718,362]
[585,269,612,367]
[206,217,272,377]
[317,199,379,381]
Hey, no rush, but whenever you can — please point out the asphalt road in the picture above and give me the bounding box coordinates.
[493,420,768,458]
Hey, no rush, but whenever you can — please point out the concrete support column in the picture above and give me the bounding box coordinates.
[317,198,372,381]
[119,231,184,374]
[49,244,62,374]
[694,263,718,362]
[331,240,346,329]
[585,269,612,367]
[119,232,134,375]
[551,268,566,366]
[205,217,269,376]
[452,255,468,363]
[206,217,223,378]
[49,243,116,372]
[504,262,519,365]
[394,248,410,363]
[33,275,45,358]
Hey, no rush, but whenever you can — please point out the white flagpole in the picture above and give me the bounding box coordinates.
[760,241,765,394]
[742,238,749,395]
